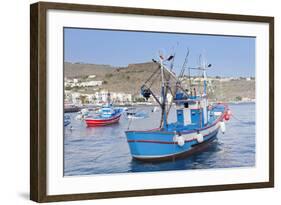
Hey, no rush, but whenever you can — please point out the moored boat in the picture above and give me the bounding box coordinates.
[64,103,81,113]
[126,108,148,119]
[85,92,123,127]
[125,50,231,162]
[85,105,122,126]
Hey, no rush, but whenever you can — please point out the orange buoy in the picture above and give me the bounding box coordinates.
[224,114,230,121]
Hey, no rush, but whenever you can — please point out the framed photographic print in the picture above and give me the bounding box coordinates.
[30,1,274,202]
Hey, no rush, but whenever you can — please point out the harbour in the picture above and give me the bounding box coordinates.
[62,27,257,176]
[64,102,255,176]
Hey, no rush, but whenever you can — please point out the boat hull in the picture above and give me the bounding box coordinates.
[127,129,219,162]
[64,121,71,127]
[64,106,80,113]
[85,113,121,127]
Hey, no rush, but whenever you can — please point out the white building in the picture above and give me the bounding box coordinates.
[88,75,96,79]
[64,91,82,105]
[94,90,110,103]
[71,92,82,105]
[79,81,103,87]
[64,79,103,88]
[111,92,132,103]
[93,91,132,104]
[65,89,133,105]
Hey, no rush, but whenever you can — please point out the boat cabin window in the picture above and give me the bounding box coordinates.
[102,108,113,113]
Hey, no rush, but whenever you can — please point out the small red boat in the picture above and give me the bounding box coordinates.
[85,106,122,127]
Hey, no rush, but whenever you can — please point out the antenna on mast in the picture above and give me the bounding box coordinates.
[179,48,189,79]
[170,42,179,72]
[189,52,212,96]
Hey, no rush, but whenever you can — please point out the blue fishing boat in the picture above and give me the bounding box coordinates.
[125,51,231,161]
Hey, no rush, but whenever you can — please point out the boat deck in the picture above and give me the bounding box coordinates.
[165,103,226,133]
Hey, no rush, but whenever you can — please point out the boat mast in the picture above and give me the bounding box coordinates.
[203,69,207,96]
[141,51,184,129]
[107,92,111,105]
[201,55,207,96]
[159,57,167,129]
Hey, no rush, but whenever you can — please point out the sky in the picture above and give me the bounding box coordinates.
[64,28,255,77]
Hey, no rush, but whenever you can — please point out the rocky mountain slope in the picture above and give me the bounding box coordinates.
[64,62,255,102]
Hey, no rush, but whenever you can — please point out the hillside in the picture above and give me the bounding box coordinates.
[65,62,164,94]
[64,62,116,78]
[64,62,255,102]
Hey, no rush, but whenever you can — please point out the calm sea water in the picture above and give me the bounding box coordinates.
[64,103,255,176]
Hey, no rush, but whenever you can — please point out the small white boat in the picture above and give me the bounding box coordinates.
[127,109,148,119]
[76,108,90,120]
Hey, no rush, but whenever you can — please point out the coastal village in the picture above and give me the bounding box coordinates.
[64,71,255,107]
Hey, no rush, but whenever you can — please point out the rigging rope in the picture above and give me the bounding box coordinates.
[129,63,161,99]
[144,65,161,87]
[230,112,250,124]
[127,63,161,130]
[127,117,133,130]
